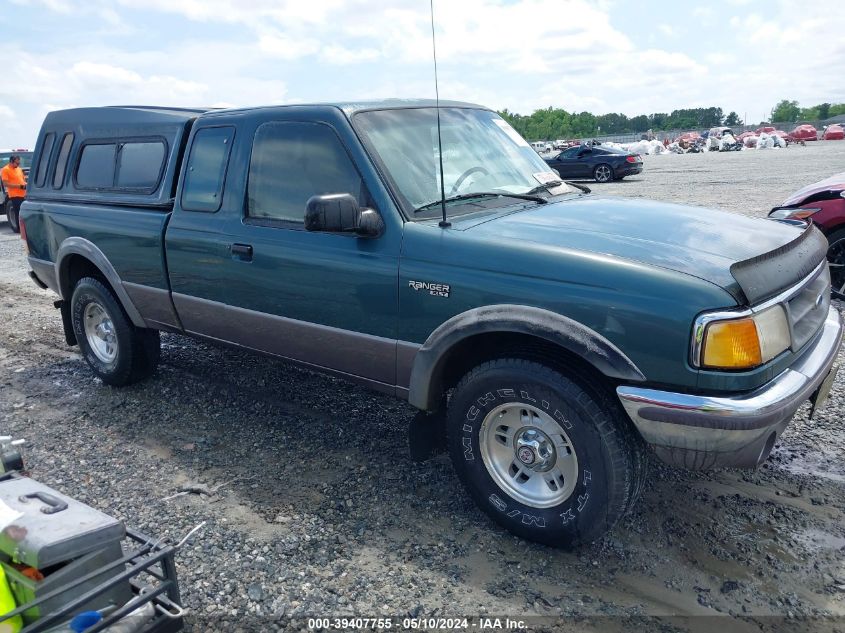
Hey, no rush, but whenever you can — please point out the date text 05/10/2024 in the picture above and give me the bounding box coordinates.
[306,617,527,630]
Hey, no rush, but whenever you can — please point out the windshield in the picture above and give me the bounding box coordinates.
[353,107,572,220]
[0,152,33,170]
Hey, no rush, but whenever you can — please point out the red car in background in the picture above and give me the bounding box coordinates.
[675,131,700,143]
[790,124,818,141]
[769,172,845,295]
[823,124,845,140]
[756,126,776,134]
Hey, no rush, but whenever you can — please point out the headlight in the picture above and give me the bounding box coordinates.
[768,207,820,220]
[696,305,790,370]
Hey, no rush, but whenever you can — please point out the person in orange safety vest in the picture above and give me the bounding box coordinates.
[1,154,27,232]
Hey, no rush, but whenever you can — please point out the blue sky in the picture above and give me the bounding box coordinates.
[2,0,843,146]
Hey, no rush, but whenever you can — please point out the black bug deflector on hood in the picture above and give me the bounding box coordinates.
[730,224,828,305]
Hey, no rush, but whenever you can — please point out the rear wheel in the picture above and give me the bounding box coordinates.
[447,358,644,548]
[826,228,845,299]
[5,199,20,234]
[70,277,160,386]
[593,164,613,183]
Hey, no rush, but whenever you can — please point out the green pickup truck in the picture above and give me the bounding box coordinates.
[20,102,841,548]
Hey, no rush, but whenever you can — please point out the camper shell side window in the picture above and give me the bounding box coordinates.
[73,138,168,194]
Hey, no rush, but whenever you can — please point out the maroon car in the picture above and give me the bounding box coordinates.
[790,124,818,141]
[769,172,845,296]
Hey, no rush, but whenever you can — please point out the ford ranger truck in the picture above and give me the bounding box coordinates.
[20,102,842,548]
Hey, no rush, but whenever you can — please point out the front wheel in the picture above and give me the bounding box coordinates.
[593,164,613,183]
[827,228,845,299]
[71,277,160,386]
[447,359,643,548]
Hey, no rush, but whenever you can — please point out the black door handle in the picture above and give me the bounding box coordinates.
[231,243,253,261]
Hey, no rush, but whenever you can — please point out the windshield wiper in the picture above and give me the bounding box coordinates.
[526,180,591,195]
[414,192,548,214]
[525,180,564,194]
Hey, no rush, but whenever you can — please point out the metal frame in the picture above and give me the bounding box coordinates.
[0,472,183,633]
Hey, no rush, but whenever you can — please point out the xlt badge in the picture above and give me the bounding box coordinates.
[408,280,451,298]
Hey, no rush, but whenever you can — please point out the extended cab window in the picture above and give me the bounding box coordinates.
[181,127,234,212]
[247,122,363,224]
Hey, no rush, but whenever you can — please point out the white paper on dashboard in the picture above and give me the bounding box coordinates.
[533,171,560,184]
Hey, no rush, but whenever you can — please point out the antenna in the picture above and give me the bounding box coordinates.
[430,0,450,228]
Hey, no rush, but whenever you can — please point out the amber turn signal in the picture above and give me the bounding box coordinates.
[701,317,762,369]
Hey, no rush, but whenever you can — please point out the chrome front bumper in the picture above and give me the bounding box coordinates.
[617,306,843,470]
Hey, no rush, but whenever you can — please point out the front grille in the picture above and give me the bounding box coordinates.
[785,264,830,351]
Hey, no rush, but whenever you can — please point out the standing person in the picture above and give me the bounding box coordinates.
[1,154,26,233]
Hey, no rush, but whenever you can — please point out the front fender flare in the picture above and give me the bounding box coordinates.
[56,237,146,327]
[407,304,646,411]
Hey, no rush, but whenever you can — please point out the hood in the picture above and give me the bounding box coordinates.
[781,171,845,206]
[454,196,806,299]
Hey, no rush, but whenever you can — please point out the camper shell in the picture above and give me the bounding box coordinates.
[27,107,209,210]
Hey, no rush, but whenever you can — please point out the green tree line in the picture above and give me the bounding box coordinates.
[770,100,845,123]
[499,100,845,141]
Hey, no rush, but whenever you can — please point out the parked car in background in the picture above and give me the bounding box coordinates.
[790,124,818,141]
[0,150,32,172]
[543,143,643,182]
[737,131,757,147]
[769,171,845,296]
[708,126,733,139]
[676,131,700,143]
[823,125,844,141]
[756,126,776,135]
[1,150,32,230]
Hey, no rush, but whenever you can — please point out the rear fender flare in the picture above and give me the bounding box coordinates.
[407,304,646,411]
[56,237,146,327]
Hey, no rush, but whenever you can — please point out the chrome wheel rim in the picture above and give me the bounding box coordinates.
[479,403,578,508]
[84,302,117,363]
[595,165,611,182]
[828,239,845,298]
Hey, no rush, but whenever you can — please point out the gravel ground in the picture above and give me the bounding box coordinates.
[1,142,844,632]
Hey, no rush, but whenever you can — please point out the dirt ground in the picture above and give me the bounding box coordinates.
[1,142,844,632]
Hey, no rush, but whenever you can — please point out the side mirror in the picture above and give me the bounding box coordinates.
[304,193,384,238]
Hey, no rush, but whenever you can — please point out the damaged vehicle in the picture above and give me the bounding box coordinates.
[20,102,842,549]
[770,171,845,297]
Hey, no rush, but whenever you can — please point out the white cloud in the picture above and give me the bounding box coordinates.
[657,24,676,38]
[705,52,736,65]
[4,0,845,145]
[257,34,322,60]
[70,62,143,86]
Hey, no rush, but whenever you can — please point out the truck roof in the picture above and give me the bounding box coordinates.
[201,99,488,118]
[43,106,213,126]
[43,100,488,126]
